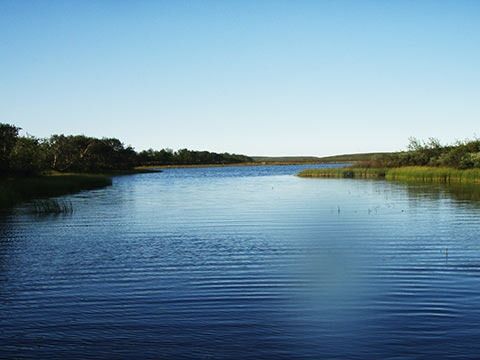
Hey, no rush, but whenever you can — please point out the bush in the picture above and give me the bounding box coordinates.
[359,137,480,169]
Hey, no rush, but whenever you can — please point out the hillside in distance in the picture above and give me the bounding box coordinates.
[253,152,394,164]
[252,156,324,163]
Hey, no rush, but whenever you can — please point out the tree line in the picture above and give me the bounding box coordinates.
[361,137,480,169]
[0,123,253,176]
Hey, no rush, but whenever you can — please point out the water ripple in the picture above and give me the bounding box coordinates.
[1,165,480,359]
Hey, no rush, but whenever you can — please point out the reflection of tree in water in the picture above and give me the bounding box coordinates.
[401,181,480,206]
[0,211,15,292]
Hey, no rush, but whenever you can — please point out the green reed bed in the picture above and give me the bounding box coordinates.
[0,174,112,209]
[298,166,480,185]
[386,167,480,184]
[298,167,387,179]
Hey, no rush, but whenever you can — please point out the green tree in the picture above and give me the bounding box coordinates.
[10,136,48,175]
[0,123,20,174]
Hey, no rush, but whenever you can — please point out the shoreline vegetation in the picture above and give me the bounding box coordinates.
[0,122,254,210]
[299,138,480,185]
[298,166,480,184]
[3,121,480,208]
[0,174,112,209]
[0,123,254,176]
[0,122,345,209]
[0,169,163,210]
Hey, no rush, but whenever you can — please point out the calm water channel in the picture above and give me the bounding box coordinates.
[2,164,480,359]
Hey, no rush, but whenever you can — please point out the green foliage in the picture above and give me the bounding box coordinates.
[138,148,252,166]
[10,136,49,175]
[0,122,253,176]
[0,123,20,174]
[47,135,137,172]
[386,166,480,184]
[300,137,480,184]
[358,138,480,169]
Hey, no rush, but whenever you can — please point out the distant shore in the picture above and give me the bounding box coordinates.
[137,161,343,170]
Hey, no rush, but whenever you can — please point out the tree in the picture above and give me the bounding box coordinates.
[9,136,48,175]
[0,123,20,174]
[47,135,92,172]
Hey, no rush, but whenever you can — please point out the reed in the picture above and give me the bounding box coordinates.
[31,199,74,215]
[298,167,386,179]
[386,167,480,184]
[298,166,480,185]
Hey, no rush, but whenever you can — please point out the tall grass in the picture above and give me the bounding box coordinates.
[31,199,74,215]
[298,167,387,179]
[298,166,480,184]
[0,174,112,209]
[386,166,480,184]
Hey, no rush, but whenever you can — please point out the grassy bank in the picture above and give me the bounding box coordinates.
[298,166,480,184]
[0,174,112,209]
[386,167,480,184]
[298,167,387,179]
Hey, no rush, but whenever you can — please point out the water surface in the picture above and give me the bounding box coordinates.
[2,164,480,359]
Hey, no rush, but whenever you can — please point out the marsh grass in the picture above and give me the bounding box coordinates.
[298,167,386,179]
[298,166,480,185]
[386,167,480,184]
[31,199,74,215]
[0,174,112,209]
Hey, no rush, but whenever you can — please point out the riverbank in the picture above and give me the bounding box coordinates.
[298,166,480,184]
[99,168,162,175]
[0,174,112,209]
[298,167,387,179]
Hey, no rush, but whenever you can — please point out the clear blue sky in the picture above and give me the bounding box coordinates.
[1,1,479,156]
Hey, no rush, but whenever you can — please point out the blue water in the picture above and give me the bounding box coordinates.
[2,164,480,359]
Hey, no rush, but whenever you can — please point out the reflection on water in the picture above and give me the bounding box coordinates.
[1,164,480,359]
[403,181,480,204]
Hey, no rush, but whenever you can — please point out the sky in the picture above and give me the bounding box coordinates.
[1,1,479,156]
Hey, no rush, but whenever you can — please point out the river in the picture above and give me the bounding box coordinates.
[2,164,480,359]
